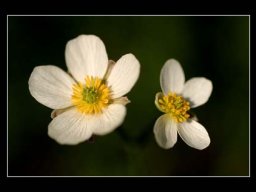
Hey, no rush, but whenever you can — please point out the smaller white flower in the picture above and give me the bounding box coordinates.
[28,35,140,145]
[154,59,213,150]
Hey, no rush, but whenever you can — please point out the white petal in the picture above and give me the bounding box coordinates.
[65,35,108,82]
[107,54,140,98]
[182,77,213,108]
[177,120,210,150]
[93,104,126,135]
[153,114,177,149]
[28,65,75,109]
[48,108,93,145]
[48,104,126,144]
[160,59,185,95]
[154,92,165,112]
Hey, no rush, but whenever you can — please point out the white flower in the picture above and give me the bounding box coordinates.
[154,59,212,150]
[28,35,140,145]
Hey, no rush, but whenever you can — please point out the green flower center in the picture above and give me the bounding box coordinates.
[71,76,111,114]
[82,87,99,104]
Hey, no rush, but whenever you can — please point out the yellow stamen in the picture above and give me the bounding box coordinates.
[71,76,111,114]
[157,93,190,123]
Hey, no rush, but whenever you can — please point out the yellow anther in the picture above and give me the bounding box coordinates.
[157,92,190,123]
[71,76,111,114]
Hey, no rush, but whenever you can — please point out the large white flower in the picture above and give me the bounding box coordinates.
[154,59,212,150]
[28,35,140,145]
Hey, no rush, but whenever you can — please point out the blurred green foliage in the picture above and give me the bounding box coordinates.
[8,16,249,176]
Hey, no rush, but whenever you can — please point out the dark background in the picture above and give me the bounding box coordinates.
[8,16,249,176]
